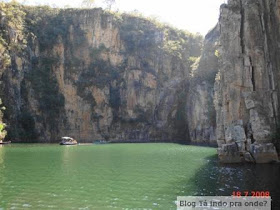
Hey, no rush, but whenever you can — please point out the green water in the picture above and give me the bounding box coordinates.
[0,143,215,209]
[1,143,280,209]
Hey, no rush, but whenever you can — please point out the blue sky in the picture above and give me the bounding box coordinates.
[5,0,227,35]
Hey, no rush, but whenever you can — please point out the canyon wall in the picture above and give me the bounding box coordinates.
[216,0,280,163]
[1,1,280,163]
[0,2,202,142]
[187,25,219,145]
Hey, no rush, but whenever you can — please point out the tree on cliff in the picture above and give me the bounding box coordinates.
[103,0,115,10]
[82,0,96,8]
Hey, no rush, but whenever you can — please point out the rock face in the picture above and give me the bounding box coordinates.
[187,25,219,145]
[215,0,280,163]
[0,3,202,143]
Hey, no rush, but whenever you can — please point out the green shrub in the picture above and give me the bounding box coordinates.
[0,99,7,141]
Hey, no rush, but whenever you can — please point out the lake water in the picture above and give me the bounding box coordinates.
[0,143,280,209]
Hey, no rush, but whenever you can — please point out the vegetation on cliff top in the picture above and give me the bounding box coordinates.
[119,12,202,59]
[0,1,26,69]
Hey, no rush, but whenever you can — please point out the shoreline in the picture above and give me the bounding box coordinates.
[4,140,218,148]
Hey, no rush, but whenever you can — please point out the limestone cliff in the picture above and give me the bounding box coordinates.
[187,25,219,145]
[216,0,280,163]
[0,2,202,142]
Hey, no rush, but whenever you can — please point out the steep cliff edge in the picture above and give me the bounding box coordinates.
[216,0,280,163]
[0,2,202,142]
[187,25,219,145]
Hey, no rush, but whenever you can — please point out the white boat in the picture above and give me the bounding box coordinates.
[59,137,77,145]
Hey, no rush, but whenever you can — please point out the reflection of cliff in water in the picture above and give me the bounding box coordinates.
[0,145,4,165]
[190,155,280,209]
[0,145,7,204]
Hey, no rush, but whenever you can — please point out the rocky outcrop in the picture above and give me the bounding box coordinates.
[187,25,219,145]
[215,0,280,163]
[0,2,202,143]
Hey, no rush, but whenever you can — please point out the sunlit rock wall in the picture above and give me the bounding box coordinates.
[215,0,280,163]
[0,3,202,142]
